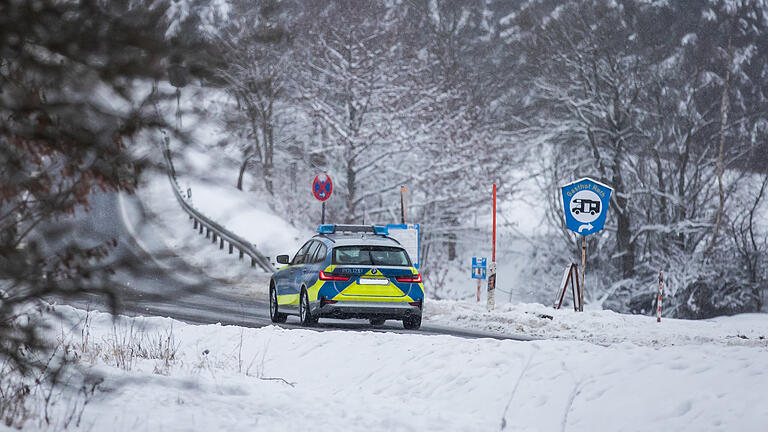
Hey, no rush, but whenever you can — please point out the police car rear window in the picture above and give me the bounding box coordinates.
[332,246,411,266]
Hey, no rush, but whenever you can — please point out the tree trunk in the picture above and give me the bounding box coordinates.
[447,232,457,261]
[612,157,635,278]
[263,165,273,195]
[345,158,356,223]
[261,104,275,196]
[676,131,692,250]
[708,32,732,255]
[615,205,635,278]
[236,155,251,191]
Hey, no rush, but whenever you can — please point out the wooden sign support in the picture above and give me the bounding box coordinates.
[555,263,583,311]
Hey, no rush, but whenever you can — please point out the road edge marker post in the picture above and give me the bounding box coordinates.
[657,270,664,322]
[487,184,497,312]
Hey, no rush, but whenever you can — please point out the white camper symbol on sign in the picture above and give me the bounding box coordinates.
[570,190,601,223]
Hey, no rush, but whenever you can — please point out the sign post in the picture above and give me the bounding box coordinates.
[400,187,407,224]
[487,184,497,311]
[581,236,586,311]
[561,177,613,311]
[472,257,487,302]
[312,174,333,224]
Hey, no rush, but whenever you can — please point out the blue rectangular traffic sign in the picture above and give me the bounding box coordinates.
[472,257,487,279]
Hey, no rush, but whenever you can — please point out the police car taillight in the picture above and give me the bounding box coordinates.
[396,274,422,283]
[319,271,350,281]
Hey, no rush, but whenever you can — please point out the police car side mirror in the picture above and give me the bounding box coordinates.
[276,255,289,264]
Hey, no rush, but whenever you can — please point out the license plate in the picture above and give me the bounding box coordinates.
[359,277,389,286]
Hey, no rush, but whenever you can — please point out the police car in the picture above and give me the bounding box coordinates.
[269,224,424,329]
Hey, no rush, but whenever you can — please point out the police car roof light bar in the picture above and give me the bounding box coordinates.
[315,224,389,236]
[373,226,389,236]
[317,224,335,234]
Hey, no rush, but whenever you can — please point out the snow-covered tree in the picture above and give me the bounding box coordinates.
[290,1,431,223]
[215,0,290,195]
[505,0,768,316]
[0,0,213,373]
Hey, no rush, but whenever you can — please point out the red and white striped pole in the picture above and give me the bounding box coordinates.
[656,270,664,323]
[487,184,497,311]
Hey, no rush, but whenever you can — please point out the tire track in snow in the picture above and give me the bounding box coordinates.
[500,345,540,430]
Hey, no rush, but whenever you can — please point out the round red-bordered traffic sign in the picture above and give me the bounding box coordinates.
[312,174,333,201]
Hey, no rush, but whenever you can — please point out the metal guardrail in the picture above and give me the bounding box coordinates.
[160,137,275,273]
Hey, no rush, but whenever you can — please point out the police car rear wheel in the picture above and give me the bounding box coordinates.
[270,286,287,323]
[403,314,421,330]
[299,289,317,326]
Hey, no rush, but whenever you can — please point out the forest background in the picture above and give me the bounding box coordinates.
[187,0,767,318]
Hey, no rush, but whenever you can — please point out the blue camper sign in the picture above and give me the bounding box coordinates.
[561,178,613,236]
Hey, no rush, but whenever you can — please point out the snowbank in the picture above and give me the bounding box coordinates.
[425,300,768,348]
[43,305,768,431]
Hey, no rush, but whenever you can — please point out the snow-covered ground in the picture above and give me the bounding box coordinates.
[33,305,768,431]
